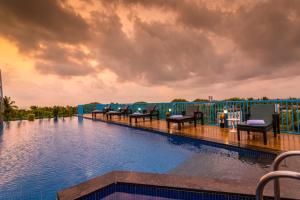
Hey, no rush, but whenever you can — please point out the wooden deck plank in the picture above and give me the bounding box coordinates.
[83,114,300,152]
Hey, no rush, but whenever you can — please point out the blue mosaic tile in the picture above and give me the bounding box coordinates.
[79,183,271,200]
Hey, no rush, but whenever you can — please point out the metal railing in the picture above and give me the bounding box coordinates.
[255,151,300,200]
[272,151,300,200]
[78,99,300,134]
[256,171,300,200]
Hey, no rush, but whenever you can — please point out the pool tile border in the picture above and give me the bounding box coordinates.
[57,171,294,200]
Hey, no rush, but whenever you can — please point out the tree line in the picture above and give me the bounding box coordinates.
[2,96,77,121]
[170,97,298,102]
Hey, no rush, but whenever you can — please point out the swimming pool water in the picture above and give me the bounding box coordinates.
[0,118,274,200]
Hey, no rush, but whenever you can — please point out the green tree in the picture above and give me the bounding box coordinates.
[53,106,59,119]
[225,97,245,101]
[1,98,76,121]
[89,102,100,104]
[193,98,208,102]
[30,106,38,110]
[134,101,147,104]
[3,96,18,121]
[171,98,188,102]
[16,109,26,120]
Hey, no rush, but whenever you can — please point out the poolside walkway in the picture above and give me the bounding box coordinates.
[83,114,300,153]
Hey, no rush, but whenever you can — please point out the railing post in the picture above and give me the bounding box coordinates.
[296,99,300,133]
[77,105,83,116]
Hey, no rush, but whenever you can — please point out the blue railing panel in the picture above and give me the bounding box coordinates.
[77,105,83,116]
[78,99,300,134]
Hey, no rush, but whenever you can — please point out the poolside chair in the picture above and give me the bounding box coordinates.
[106,105,131,120]
[166,105,204,130]
[91,105,111,119]
[129,105,159,123]
[237,104,280,145]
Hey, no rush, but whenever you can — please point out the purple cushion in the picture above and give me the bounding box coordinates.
[132,112,143,115]
[246,120,265,125]
[169,115,183,119]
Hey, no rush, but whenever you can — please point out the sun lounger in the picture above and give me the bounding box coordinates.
[166,105,204,130]
[129,105,159,123]
[106,105,131,120]
[237,104,280,145]
[91,105,111,119]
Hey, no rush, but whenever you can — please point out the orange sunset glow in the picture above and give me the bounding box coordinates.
[0,0,300,107]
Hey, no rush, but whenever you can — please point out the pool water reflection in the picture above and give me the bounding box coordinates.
[0,118,273,200]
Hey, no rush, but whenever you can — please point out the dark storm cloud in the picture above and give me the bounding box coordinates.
[34,43,95,76]
[0,0,93,77]
[1,0,300,84]
[228,0,300,67]
[98,0,300,84]
[0,0,89,50]
[116,0,300,67]
[90,12,226,85]
[111,0,224,31]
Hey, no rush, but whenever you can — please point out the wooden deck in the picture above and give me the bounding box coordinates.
[83,114,300,153]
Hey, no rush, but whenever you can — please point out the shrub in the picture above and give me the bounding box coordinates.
[28,114,35,121]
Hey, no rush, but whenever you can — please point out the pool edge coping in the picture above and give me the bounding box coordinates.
[57,171,295,200]
[57,171,254,200]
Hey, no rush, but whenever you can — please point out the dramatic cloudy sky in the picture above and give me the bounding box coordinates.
[0,0,299,107]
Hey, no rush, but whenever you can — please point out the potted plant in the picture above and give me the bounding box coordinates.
[220,113,225,128]
[165,111,171,118]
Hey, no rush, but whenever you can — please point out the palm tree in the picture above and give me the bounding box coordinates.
[3,96,18,121]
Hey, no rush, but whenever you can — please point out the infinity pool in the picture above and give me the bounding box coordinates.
[0,117,274,200]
